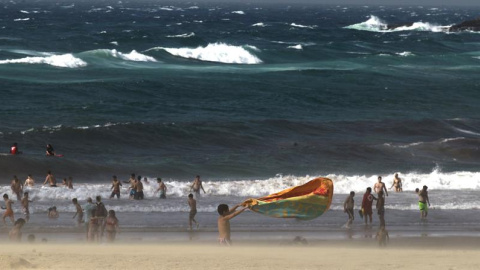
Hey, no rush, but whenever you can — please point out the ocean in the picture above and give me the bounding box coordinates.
[0,1,479,236]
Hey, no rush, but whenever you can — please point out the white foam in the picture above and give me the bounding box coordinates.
[396,51,414,57]
[166,32,195,38]
[232,10,245,15]
[0,54,87,68]
[14,18,30,21]
[20,10,29,14]
[344,15,449,33]
[290,23,317,29]
[110,41,119,46]
[105,49,157,62]
[149,43,262,64]
[288,44,303,50]
[252,22,266,27]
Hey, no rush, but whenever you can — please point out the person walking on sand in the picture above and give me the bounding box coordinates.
[154,178,167,199]
[2,194,15,225]
[11,176,23,201]
[343,191,355,229]
[217,203,246,245]
[188,194,199,230]
[390,173,403,192]
[361,187,377,226]
[110,176,122,199]
[43,170,57,187]
[24,174,35,187]
[376,190,386,227]
[9,218,26,242]
[191,175,206,197]
[21,192,32,222]
[417,185,431,220]
[72,198,84,226]
[374,176,388,197]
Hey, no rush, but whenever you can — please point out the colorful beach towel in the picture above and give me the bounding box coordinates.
[242,177,334,220]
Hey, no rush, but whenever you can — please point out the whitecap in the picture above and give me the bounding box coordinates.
[148,43,262,64]
[396,51,414,57]
[166,32,195,38]
[0,54,87,68]
[232,10,245,15]
[109,49,157,62]
[252,22,266,27]
[288,44,303,50]
[290,23,317,29]
[14,18,30,21]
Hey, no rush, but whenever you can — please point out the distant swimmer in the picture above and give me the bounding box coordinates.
[110,175,122,199]
[11,175,23,201]
[191,175,206,197]
[24,174,35,187]
[417,185,431,220]
[390,173,403,192]
[154,178,167,199]
[2,194,15,225]
[43,170,57,187]
[48,206,59,218]
[374,176,388,197]
[343,191,355,229]
[10,142,21,155]
[46,144,55,156]
[67,177,74,189]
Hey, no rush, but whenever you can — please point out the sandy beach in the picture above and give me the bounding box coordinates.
[1,236,480,270]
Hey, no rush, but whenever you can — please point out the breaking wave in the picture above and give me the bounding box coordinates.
[344,15,449,33]
[0,53,87,68]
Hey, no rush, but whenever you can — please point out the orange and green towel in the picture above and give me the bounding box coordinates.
[242,177,334,220]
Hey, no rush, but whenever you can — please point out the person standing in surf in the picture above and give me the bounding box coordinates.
[376,190,386,227]
[134,176,144,200]
[390,173,403,192]
[418,185,431,220]
[188,194,199,230]
[10,176,23,201]
[154,178,167,199]
[343,191,355,229]
[43,170,57,187]
[24,174,35,187]
[361,187,377,226]
[191,175,206,197]
[10,143,20,155]
[374,176,388,197]
[46,144,55,156]
[110,176,122,199]
[126,173,136,200]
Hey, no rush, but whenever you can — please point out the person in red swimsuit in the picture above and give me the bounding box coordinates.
[361,187,377,226]
[10,143,19,155]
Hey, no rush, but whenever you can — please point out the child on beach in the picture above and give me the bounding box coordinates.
[217,204,246,245]
[188,194,199,230]
[48,206,59,218]
[2,194,15,225]
[9,218,26,242]
[154,178,167,199]
[376,226,389,247]
[72,198,84,226]
[105,210,119,242]
[110,175,122,199]
[21,192,32,222]
[343,191,355,229]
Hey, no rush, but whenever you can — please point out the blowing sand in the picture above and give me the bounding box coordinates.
[1,237,479,270]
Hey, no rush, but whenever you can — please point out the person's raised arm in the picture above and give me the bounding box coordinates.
[224,207,247,221]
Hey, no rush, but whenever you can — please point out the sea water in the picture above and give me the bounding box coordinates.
[0,1,479,237]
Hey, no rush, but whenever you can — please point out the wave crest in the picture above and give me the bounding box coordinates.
[0,53,87,68]
[344,15,448,33]
[149,43,263,64]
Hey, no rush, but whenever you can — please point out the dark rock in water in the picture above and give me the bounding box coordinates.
[385,22,414,30]
[449,17,480,32]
